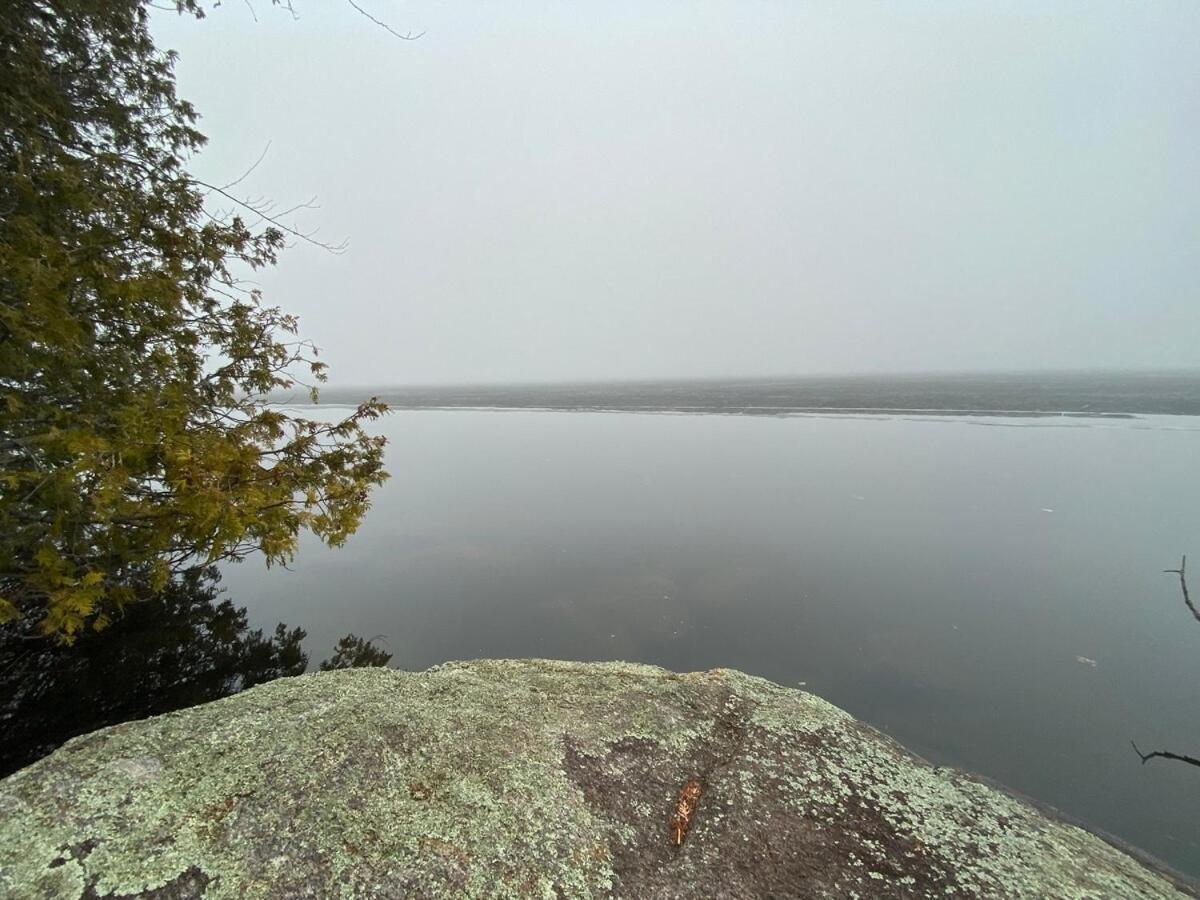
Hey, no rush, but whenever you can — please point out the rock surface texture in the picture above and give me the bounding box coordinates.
[0,659,1194,899]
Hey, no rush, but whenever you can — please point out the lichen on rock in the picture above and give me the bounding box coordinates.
[0,659,1193,898]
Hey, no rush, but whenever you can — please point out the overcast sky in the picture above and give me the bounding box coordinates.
[152,2,1199,385]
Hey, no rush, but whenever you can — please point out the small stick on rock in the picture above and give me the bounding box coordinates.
[669,779,702,846]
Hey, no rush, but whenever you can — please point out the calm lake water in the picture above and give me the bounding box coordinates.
[224,401,1200,877]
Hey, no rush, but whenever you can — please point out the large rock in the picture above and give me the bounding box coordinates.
[0,659,1192,899]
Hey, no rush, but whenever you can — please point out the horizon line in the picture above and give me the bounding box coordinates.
[308,365,1200,392]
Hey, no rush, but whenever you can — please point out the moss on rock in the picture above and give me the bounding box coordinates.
[0,659,1193,898]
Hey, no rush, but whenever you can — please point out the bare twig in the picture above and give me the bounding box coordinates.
[1131,741,1200,769]
[345,0,425,40]
[192,178,348,253]
[216,141,272,191]
[1164,556,1196,623]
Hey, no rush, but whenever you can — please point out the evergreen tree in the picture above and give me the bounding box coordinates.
[0,1,388,638]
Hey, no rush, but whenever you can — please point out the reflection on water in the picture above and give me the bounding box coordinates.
[0,567,304,776]
[224,409,1200,876]
[0,567,389,777]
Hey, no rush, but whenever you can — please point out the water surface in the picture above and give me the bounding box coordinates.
[225,403,1200,876]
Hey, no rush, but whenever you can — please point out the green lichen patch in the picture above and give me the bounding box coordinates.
[0,659,1193,899]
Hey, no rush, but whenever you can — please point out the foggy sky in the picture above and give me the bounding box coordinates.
[152,2,1200,385]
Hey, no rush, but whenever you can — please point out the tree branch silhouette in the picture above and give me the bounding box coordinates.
[1164,555,1196,623]
[232,1,425,39]
[345,0,425,40]
[1131,742,1200,769]
[1131,557,1197,769]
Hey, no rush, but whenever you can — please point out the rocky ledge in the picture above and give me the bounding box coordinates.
[0,659,1193,899]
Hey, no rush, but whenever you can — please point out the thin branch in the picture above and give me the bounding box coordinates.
[345,0,425,40]
[1164,555,1196,623]
[191,178,348,253]
[1129,556,1200,770]
[1131,741,1200,769]
[216,141,272,191]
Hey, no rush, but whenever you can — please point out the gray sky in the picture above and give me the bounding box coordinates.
[153,1,1199,385]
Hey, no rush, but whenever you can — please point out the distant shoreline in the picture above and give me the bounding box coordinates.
[272,402,1145,421]
[272,370,1200,418]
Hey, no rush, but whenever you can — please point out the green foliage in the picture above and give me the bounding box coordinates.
[0,1,389,639]
[319,633,393,670]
